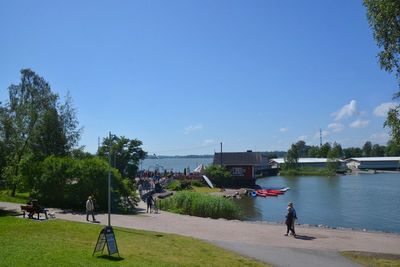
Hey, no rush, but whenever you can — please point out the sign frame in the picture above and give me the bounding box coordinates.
[93,226,120,257]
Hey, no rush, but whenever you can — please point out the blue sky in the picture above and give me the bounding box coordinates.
[0,1,398,155]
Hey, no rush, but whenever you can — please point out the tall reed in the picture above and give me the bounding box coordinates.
[159,192,240,220]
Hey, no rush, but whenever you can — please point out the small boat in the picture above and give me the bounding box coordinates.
[266,189,284,195]
[256,191,267,197]
[250,191,257,197]
[256,190,278,197]
[280,187,291,192]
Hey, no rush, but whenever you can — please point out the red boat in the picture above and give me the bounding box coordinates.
[256,190,278,197]
[256,191,267,197]
[266,189,284,195]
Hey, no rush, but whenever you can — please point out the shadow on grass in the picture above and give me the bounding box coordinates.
[294,235,316,241]
[96,255,124,261]
[0,209,20,217]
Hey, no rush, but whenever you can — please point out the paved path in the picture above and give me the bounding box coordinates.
[2,201,399,266]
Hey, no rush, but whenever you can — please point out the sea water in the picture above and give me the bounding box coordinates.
[142,157,400,233]
[234,173,400,233]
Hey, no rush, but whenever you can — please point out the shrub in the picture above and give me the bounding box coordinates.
[204,165,230,187]
[166,179,192,191]
[21,156,136,211]
[159,192,240,220]
[166,180,182,191]
[191,180,205,187]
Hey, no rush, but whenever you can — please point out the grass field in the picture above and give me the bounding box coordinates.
[191,186,220,193]
[0,213,267,267]
[341,251,400,267]
[0,190,30,203]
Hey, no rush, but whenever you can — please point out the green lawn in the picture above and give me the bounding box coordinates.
[0,190,30,204]
[191,186,220,193]
[0,214,267,267]
[341,251,400,267]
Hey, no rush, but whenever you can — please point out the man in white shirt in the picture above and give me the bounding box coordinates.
[86,196,96,222]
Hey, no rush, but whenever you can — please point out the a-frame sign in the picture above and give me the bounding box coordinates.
[93,226,120,257]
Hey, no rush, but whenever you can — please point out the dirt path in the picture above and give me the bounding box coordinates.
[2,201,399,266]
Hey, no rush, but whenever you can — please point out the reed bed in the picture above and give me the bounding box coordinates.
[159,192,240,220]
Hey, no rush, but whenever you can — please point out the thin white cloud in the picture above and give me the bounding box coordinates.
[332,100,358,121]
[328,122,344,132]
[184,124,203,134]
[373,102,398,117]
[298,135,308,141]
[314,130,329,139]
[370,132,389,144]
[349,119,369,128]
[279,127,289,132]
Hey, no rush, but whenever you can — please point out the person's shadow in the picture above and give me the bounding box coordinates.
[294,235,316,241]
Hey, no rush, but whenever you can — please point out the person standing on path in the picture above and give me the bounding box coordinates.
[285,202,297,236]
[146,194,154,213]
[86,196,96,222]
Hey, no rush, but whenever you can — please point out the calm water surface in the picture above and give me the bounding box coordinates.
[234,173,400,233]
[143,158,400,233]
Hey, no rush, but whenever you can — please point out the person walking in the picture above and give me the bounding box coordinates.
[285,202,297,236]
[146,194,154,213]
[86,196,96,222]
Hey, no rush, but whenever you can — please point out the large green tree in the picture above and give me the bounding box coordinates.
[385,139,400,155]
[307,146,320,158]
[362,141,373,157]
[294,140,310,158]
[343,147,363,158]
[364,0,400,143]
[319,142,332,158]
[284,144,299,169]
[98,135,146,178]
[0,69,81,195]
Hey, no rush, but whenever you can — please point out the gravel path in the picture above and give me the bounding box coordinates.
[2,201,399,266]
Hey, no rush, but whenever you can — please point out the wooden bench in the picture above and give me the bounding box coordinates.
[21,204,48,220]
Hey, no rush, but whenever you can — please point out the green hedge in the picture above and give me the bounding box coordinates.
[159,192,240,220]
[20,156,135,211]
[280,166,336,176]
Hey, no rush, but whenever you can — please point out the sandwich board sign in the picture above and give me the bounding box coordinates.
[93,226,119,257]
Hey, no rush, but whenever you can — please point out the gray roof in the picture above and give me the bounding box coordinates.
[213,152,268,166]
[270,158,345,164]
[346,157,400,162]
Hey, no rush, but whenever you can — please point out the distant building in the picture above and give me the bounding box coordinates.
[345,157,400,170]
[269,158,345,169]
[213,151,270,181]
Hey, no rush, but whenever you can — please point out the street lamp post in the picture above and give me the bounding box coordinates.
[93,131,119,257]
[108,131,112,227]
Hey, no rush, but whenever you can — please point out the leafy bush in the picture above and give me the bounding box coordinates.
[204,165,231,187]
[21,156,136,211]
[191,180,205,187]
[166,179,192,191]
[159,192,240,220]
[280,166,336,176]
[166,180,182,191]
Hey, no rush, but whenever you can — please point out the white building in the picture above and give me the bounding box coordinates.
[345,157,400,170]
[270,158,345,169]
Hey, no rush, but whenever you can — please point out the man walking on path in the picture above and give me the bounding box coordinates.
[285,202,297,236]
[86,196,96,222]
